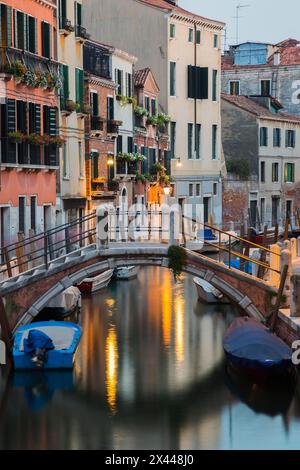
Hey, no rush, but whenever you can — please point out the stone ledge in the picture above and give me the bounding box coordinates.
[279,308,300,332]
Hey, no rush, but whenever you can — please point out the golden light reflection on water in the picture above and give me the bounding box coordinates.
[105,325,119,415]
[175,294,185,363]
[161,273,172,349]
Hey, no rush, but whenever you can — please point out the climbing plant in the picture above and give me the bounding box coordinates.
[168,245,186,281]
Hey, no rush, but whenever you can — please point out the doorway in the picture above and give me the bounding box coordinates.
[203,197,211,224]
[0,207,10,263]
[272,197,280,227]
[249,200,257,228]
[43,205,52,232]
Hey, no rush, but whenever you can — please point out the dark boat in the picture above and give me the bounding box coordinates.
[223,317,294,382]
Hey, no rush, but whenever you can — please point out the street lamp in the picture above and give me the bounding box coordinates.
[163,186,171,196]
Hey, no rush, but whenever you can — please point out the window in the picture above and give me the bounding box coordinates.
[107,96,114,121]
[170,62,176,96]
[29,103,41,134]
[285,163,295,183]
[41,21,51,59]
[145,96,150,113]
[79,141,84,177]
[188,28,193,43]
[60,64,69,109]
[19,197,26,234]
[14,10,26,50]
[196,183,201,197]
[170,23,176,38]
[188,123,193,159]
[127,136,133,153]
[214,34,218,48]
[28,16,37,54]
[170,122,176,159]
[261,80,271,97]
[213,183,218,196]
[0,4,12,47]
[74,1,82,27]
[229,81,240,96]
[189,184,193,197]
[151,99,156,116]
[260,198,265,223]
[273,128,281,147]
[30,196,36,232]
[196,30,201,44]
[212,70,218,102]
[63,142,69,178]
[195,124,201,159]
[90,92,98,117]
[260,127,268,147]
[286,129,296,148]
[75,68,84,111]
[115,69,123,96]
[212,125,217,160]
[272,162,279,182]
[117,135,123,154]
[126,73,132,98]
[260,161,266,183]
[59,0,67,29]
[91,151,99,180]
[187,66,209,100]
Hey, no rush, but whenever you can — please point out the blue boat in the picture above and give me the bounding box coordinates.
[13,321,82,371]
[223,317,294,382]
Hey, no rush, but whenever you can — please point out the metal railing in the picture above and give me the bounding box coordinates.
[0,212,97,280]
[182,215,281,278]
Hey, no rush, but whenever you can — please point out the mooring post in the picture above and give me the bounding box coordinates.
[96,206,109,249]
[291,260,300,317]
[169,211,179,247]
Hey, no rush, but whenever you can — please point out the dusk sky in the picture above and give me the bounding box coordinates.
[180,0,299,48]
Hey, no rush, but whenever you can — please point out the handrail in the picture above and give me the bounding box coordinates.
[182,215,280,257]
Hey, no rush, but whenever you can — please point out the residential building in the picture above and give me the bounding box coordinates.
[56,0,90,226]
[0,0,60,247]
[83,40,117,212]
[222,39,300,117]
[83,0,225,223]
[113,48,137,208]
[222,94,300,229]
[133,67,169,206]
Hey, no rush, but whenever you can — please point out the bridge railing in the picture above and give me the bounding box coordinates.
[0,212,97,280]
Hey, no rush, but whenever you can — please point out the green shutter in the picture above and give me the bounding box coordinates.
[35,104,41,134]
[212,70,217,101]
[14,10,18,48]
[197,67,208,100]
[75,68,84,107]
[91,92,98,116]
[42,22,50,58]
[6,6,12,47]
[24,14,28,51]
[187,65,194,99]
[7,99,16,133]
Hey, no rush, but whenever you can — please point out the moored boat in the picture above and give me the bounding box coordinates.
[37,286,81,321]
[193,277,230,304]
[13,321,82,370]
[223,317,294,382]
[77,269,114,294]
[115,266,139,280]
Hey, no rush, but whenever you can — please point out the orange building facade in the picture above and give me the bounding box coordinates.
[0,0,59,248]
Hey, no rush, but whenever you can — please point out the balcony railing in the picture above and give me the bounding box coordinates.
[1,139,58,167]
[0,47,59,78]
[75,25,90,41]
[83,42,112,80]
[107,120,122,135]
[91,116,104,132]
[59,18,74,33]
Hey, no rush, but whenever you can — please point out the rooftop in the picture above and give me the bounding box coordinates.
[221,94,300,124]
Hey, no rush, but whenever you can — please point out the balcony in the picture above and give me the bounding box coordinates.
[91,116,104,133]
[107,120,122,135]
[1,139,59,169]
[0,47,59,84]
[75,25,90,43]
[59,18,75,36]
[83,42,112,80]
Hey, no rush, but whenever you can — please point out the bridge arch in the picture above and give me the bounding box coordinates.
[9,247,276,333]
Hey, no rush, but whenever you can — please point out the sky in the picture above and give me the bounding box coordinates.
[180,0,300,48]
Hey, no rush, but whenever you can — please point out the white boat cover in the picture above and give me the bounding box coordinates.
[19,326,75,352]
[47,286,81,310]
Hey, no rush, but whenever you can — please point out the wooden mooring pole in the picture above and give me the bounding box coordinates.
[0,296,12,355]
[269,264,289,332]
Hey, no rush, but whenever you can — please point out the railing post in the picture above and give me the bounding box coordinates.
[44,233,48,269]
[228,235,231,269]
[169,211,179,247]
[3,247,12,278]
[65,226,71,254]
[96,207,109,249]
[47,230,54,261]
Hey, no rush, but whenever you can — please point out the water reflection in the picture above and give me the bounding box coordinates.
[105,326,118,415]
[0,267,299,450]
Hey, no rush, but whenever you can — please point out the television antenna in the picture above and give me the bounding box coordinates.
[233,3,250,44]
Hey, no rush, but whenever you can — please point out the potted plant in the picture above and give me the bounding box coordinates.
[134,105,149,118]
[26,133,44,146]
[24,70,36,87]
[116,94,128,106]
[65,99,78,113]
[49,136,65,148]
[127,96,137,107]
[153,162,166,174]
[8,131,25,144]
[147,115,158,126]
[12,60,27,83]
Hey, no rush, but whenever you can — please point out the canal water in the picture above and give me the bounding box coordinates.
[0,266,300,450]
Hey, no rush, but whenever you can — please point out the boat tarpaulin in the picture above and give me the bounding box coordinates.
[223,317,292,369]
[24,330,55,355]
